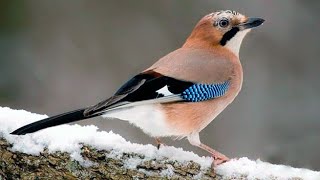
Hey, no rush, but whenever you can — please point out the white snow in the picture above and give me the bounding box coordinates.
[0,106,320,179]
[216,157,320,180]
[0,106,212,168]
[159,164,175,177]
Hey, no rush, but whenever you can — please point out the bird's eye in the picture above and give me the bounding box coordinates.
[218,18,229,28]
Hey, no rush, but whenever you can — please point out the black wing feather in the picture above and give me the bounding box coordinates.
[11,108,95,135]
[84,71,193,116]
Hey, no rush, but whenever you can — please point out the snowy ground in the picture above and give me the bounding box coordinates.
[0,106,319,180]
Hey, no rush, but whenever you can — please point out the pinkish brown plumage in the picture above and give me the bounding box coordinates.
[11,10,264,166]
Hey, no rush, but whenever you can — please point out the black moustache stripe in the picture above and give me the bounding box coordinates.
[220,27,240,46]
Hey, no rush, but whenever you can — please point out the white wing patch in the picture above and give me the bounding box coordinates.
[156,85,173,96]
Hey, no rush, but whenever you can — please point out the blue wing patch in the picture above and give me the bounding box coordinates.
[181,81,230,102]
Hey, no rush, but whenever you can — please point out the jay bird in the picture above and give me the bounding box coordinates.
[11,10,264,165]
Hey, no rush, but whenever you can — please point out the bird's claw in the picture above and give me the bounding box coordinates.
[211,154,230,167]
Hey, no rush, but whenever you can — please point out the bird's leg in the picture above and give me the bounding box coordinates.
[187,133,229,167]
[198,143,229,165]
[155,138,165,149]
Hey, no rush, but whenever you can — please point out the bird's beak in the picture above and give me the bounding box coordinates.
[237,17,265,30]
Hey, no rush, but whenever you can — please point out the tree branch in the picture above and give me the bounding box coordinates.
[0,138,215,179]
[0,107,319,180]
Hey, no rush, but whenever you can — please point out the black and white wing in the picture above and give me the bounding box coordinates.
[11,70,230,135]
[83,70,193,116]
[84,70,231,117]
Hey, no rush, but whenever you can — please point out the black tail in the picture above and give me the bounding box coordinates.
[11,108,97,135]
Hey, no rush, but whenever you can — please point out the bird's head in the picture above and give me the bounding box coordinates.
[184,10,264,56]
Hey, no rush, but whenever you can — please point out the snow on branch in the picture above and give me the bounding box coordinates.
[0,107,319,179]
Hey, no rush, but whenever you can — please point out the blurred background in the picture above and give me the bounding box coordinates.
[1,0,319,170]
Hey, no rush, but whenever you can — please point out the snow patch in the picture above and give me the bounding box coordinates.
[0,106,212,169]
[160,164,175,177]
[216,157,320,180]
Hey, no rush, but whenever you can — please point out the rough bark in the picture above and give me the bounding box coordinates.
[0,138,219,180]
